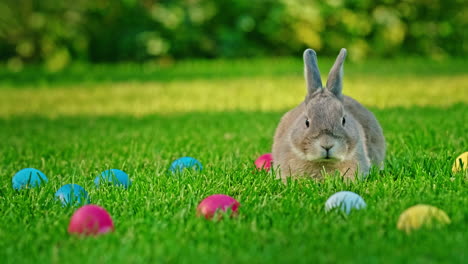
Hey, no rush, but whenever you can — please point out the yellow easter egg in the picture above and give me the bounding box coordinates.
[452,152,468,173]
[397,204,450,234]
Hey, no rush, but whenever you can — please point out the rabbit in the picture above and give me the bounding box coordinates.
[272,48,385,181]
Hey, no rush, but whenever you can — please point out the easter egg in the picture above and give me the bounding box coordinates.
[325,191,366,214]
[170,157,203,173]
[452,152,468,173]
[255,153,273,171]
[197,194,240,220]
[55,184,89,206]
[12,168,48,190]
[94,169,131,188]
[397,204,450,233]
[68,205,114,236]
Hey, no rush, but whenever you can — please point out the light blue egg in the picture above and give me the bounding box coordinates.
[94,169,131,188]
[169,157,203,173]
[55,184,90,206]
[325,191,366,214]
[12,168,48,190]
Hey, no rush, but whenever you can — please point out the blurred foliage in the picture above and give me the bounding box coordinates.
[0,0,466,71]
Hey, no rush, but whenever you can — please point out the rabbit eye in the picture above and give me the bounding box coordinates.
[342,117,346,126]
[305,119,310,128]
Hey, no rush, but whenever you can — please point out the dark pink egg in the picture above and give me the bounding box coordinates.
[197,194,240,220]
[68,205,114,236]
[255,153,273,171]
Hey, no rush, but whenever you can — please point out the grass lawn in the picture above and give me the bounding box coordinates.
[0,57,467,263]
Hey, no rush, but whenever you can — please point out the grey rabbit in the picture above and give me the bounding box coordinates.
[272,48,386,180]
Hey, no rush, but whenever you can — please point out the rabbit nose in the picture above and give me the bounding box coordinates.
[321,145,334,151]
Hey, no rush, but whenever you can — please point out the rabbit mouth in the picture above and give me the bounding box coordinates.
[316,156,340,162]
[320,150,341,161]
[291,144,340,162]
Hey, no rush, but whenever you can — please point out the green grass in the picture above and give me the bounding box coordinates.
[0,58,467,263]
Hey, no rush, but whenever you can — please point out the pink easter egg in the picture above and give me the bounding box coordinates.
[255,153,273,171]
[68,205,114,236]
[197,194,240,220]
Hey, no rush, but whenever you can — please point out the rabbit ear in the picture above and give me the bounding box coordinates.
[326,48,347,98]
[303,49,323,97]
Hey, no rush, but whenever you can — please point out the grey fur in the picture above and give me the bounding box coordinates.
[326,48,346,99]
[303,49,323,100]
[272,49,386,181]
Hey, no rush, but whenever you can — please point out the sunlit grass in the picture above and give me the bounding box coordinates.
[0,72,466,118]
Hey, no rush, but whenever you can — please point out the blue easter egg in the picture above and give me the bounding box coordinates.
[169,157,203,173]
[55,184,89,206]
[325,191,366,214]
[12,168,48,190]
[94,169,131,188]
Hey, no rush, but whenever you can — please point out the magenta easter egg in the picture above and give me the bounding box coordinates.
[255,153,273,171]
[68,205,114,236]
[197,194,240,220]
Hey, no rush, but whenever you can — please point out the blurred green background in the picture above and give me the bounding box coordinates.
[0,0,466,71]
